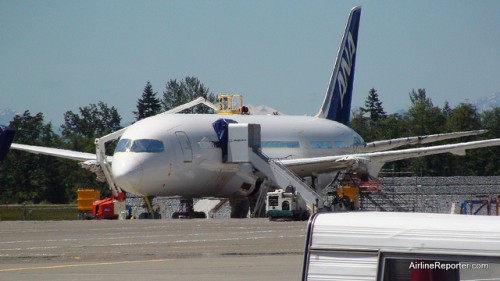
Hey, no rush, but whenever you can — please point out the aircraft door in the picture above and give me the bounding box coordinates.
[175,131,193,162]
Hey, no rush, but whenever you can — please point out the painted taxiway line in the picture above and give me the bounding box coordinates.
[0,259,169,272]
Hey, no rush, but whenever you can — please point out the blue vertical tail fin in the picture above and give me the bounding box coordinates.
[316,6,361,126]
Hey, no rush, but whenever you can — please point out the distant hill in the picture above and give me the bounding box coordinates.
[473,92,500,112]
[246,104,284,115]
[387,92,500,115]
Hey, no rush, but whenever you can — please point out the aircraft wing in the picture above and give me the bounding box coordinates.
[10,143,98,162]
[279,154,359,177]
[356,130,487,153]
[281,138,500,177]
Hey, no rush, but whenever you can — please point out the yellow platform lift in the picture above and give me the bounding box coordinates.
[217,94,249,115]
[337,185,360,210]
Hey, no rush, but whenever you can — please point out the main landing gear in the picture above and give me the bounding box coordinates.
[171,198,206,219]
[229,198,250,218]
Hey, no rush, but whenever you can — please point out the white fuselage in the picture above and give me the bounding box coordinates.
[111,114,363,199]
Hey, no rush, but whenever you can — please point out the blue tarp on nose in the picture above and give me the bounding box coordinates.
[212,118,237,162]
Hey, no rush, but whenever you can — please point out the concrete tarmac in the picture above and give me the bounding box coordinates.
[0,219,307,281]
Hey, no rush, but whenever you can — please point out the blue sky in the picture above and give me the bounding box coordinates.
[1,0,499,129]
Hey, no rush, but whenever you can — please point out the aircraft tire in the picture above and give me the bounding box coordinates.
[230,199,250,218]
[194,211,207,219]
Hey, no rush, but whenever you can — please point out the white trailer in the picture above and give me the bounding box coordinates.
[302,212,500,281]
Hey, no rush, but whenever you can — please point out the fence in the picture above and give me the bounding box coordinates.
[0,204,78,221]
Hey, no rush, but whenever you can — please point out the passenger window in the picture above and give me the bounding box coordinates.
[310,141,333,149]
[335,141,345,147]
[261,141,300,148]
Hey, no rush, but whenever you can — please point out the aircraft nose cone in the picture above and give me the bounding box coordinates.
[112,154,144,193]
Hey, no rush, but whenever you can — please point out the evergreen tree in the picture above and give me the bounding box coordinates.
[133,81,161,121]
[361,88,387,122]
[354,88,388,141]
[162,76,216,113]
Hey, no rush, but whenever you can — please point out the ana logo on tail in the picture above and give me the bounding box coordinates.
[316,6,361,126]
[338,31,357,109]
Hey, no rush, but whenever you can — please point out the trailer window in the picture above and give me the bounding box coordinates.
[379,255,500,281]
[382,259,460,281]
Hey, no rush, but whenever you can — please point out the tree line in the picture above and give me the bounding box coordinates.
[0,78,498,204]
[351,88,500,177]
[0,77,215,204]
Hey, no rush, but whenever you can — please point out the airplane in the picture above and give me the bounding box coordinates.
[2,6,500,218]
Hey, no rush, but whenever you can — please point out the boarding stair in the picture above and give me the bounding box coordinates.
[248,150,322,210]
[224,123,322,212]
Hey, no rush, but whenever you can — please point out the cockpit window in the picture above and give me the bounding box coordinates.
[115,139,132,152]
[114,138,164,153]
[131,139,164,153]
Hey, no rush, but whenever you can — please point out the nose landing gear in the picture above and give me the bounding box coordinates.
[136,196,161,219]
